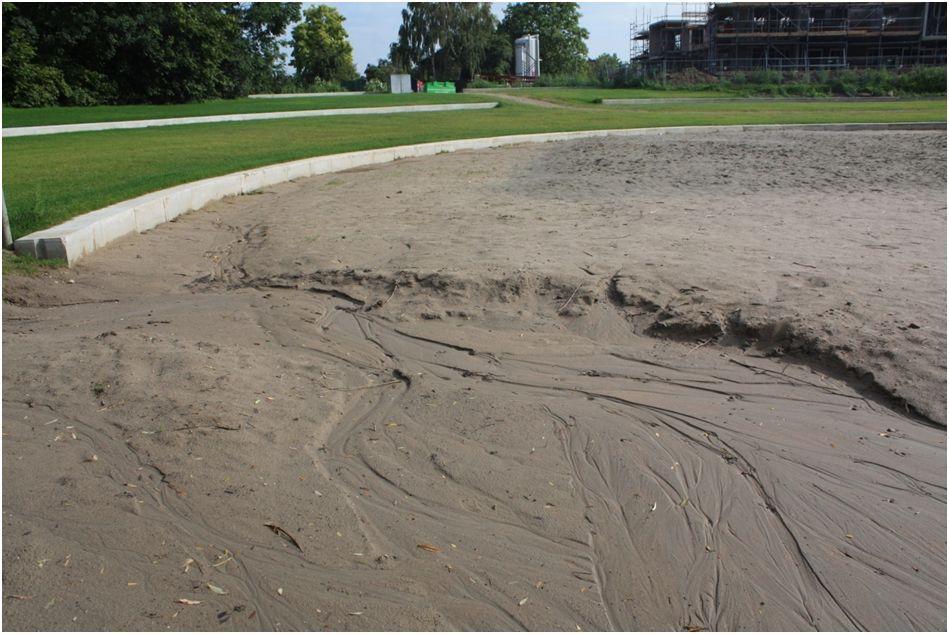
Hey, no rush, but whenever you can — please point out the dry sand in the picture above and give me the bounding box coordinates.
[2,129,946,631]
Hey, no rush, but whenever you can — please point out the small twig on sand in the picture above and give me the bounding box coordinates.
[792,261,817,269]
[557,284,583,314]
[687,338,713,355]
[367,282,398,311]
[380,282,398,306]
[171,423,243,432]
[320,380,402,392]
[44,299,120,308]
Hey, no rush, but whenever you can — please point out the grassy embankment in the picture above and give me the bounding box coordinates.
[493,86,949,106]
[2,95,945,242]
[492,87,739,105]
[1,93,494,127]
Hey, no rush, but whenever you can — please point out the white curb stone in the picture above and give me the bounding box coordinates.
[601,96,917,106]
[2,102,499,138]
[13,122,945,264]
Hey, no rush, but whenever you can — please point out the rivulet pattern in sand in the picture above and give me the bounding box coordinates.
[3,130,945,630]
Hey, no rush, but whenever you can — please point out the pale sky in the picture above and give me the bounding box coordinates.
[309,2,679,74]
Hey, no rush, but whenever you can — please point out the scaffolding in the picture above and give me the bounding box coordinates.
[630,2,947,78]
[629,3,709,62]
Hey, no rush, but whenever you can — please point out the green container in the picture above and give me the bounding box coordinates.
[424,81,456,94]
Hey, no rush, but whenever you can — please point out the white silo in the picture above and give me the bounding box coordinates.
[514,34,540,77]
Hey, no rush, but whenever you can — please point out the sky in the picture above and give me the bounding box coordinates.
[314,2,684,74]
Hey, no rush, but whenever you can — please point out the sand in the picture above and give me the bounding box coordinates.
[2,129,946,631]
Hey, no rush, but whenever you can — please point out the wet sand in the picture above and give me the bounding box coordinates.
[2,129,946,630]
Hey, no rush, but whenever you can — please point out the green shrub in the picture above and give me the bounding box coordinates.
[746,69,783,85]
[6,63,67,107]
[364,78,388,93]
[781,82,832,97]
[1,10,67,107]
[533,72,598,88]
[615,74,647,88]
[622,65,945,97]
[61,69,119,106]
[307,78,345,93]
[857,69,891,96]
[728,72,748,86]
[787,67,942,96]
[896,66,947,95]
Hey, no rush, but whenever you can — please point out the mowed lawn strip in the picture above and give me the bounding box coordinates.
[3,98,945,238]
[1,93,493,128]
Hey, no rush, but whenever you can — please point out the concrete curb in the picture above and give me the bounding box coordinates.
[2,102,498,138]
[248,92,366,98]
[14,122,946,264]
[600,96,939,105]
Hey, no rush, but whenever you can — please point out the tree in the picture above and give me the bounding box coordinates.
[2,3,67,107]
[393,3,497,81]
[227,3,302,95]
[500,3,589,75]
[291,5,357,85]
[2,3,301,106]
[590,52,622,85]
[11,2,238,104]
[481,31,513,75]
[239,2,300,57]
[364,57,397,83]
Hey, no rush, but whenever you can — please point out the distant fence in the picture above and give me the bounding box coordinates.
[475,73,537,87]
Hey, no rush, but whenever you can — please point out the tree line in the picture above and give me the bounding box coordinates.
[370,2,589,84]
[2,2,592,107]
[3,3,299,106]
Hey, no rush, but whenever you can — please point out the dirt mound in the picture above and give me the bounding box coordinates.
[666,67,719,86]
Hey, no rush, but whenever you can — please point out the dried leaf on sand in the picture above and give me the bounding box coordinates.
[264,522,303,551]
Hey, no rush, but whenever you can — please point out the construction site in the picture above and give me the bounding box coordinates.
[630,2,948,77]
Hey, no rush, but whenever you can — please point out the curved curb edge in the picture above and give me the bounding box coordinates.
[14,121,946,264]
[599,96,936,105]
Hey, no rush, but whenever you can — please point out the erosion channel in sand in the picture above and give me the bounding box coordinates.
[3,129,946,630]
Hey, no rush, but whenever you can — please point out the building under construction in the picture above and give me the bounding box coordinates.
[630,2,947,76]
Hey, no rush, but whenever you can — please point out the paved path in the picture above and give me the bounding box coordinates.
[3,102,498,138]
[466,89,577,109]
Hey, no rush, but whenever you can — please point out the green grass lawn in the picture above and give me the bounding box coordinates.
[3,97,944,239]
[2,92,493,128]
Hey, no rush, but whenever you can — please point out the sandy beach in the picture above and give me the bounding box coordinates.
[3,128,946,630]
